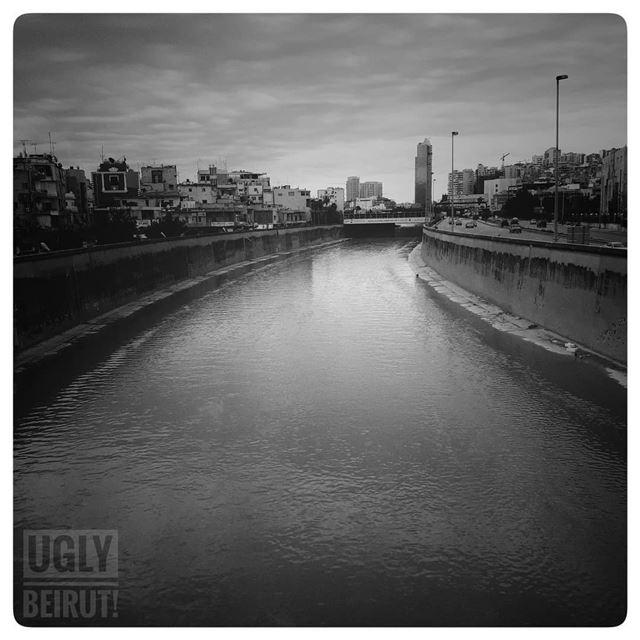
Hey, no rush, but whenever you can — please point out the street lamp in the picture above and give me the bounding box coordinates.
[451,131,459,231]
[432,177,436,220]
[554,74,568,241]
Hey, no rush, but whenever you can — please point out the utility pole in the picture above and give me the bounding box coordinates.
[554,74,568,241]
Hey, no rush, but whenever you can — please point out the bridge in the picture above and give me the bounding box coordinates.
[343,211,427,226]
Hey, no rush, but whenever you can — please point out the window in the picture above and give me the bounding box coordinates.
[151,170,163,184]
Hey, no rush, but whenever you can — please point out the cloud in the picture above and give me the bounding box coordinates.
[13,13,626,201]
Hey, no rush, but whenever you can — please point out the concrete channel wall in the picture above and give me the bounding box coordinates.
[14,225,343,351]
[420,227,627,363]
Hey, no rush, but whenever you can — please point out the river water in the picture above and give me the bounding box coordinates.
[14,238,626,626]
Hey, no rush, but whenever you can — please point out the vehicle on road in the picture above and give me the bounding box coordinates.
[605,241,625,248]
[536,220,547,228]
[530,219,536,225]
[509,224,522,234]
[500,219,510,228]
[465,221,477,229]
[455,219,462,226]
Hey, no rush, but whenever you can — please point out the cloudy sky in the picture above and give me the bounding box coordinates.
[14,13,626,202]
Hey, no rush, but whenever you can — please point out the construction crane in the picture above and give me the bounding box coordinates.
[500,152,510,170]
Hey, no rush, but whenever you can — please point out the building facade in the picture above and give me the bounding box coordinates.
[14,153,68,228]
[359,181,383,199]
[483,178,519,209]
[600,146,627,218]
[346,176,360,202]
[448,169,475,196]
[91,157,140,209]
[140,164,178,192]
[414,138,433,211]
[317,187,345,212]
[268,186,311,213]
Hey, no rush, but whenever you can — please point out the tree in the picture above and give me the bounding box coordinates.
[146,211,187,238]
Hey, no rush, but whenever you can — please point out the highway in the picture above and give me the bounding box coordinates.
[435,218,627,247]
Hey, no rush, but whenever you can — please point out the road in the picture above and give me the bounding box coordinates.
[436,218,627,247]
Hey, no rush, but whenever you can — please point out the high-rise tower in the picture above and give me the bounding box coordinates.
[415,138,433,210]
[346,176,360,203]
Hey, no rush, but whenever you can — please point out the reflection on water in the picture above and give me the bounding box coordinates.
[14,238,626,626]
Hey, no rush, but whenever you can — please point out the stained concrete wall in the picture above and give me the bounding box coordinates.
[14,226,343,351]
[420,228,627,363]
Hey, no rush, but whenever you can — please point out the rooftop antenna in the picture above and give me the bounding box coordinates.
[101,145,104,162]
[48,131,56,156]
[19,139,33,156]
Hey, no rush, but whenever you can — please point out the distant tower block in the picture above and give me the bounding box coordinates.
[415,138,433,210]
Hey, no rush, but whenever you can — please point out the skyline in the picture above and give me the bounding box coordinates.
[14,13,627,202]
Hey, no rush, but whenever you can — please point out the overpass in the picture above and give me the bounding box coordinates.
[343,211,426,226]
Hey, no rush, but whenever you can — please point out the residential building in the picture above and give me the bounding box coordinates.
[91,156,140,209]
[543,147,560,166]
[268,186,312,214]
[447,169,474,196]
[65,166,89,219]
[414,138,433,210]
[14,152,67,228]
[178,180,217,207]
[317,187,345,212]
[197,165,218,185]
[600,146,627,217]
[356,197,378,211]
[474,164,500,194]
[346,176,360,202]
[560,152,585,166]
[359,181,383,199]
[504,164,526,180]
[140,164,178,192]
[586,153,602,165]
[483,177,519,210]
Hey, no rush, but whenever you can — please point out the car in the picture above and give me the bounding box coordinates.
[465,221,477,228]
[530,219,537,225]
[605,241,625,248]
[509,224,522,234]
[536,220,547,228]
[500,219,510,228]
[455,219,462,225]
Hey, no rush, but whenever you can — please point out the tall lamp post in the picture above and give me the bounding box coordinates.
[554,74,568,241]
[451,131,459,231]
[432,177,436,221]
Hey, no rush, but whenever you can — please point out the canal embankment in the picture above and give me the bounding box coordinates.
[14,225,344,373]
[413,226,627,365]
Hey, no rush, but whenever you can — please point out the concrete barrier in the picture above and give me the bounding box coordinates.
[14,226,343,351]
[420,227,627,363]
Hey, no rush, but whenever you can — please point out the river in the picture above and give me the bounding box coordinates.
[14,237,626,626]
